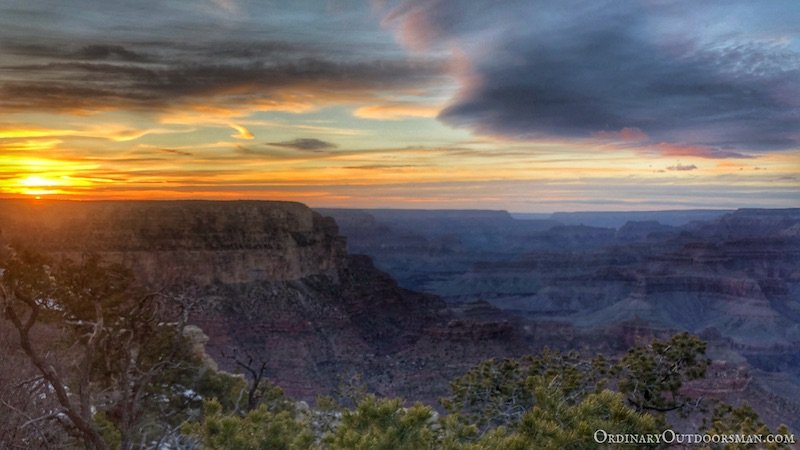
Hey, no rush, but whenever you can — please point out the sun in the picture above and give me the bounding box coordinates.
[19,176,61,196]
[13,174,64,196]
[4,173,97,197]
[20,175,58,187]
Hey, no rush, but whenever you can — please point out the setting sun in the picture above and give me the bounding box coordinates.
[19,175,58,187]
[2,174,96,197]
[16,175,61,196]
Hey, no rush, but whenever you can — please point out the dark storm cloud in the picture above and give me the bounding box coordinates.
[384,0,800,153]
[268,138,338,152]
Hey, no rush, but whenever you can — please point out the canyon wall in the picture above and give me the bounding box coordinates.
[0,200,346,284]
[3,199,797,429]
[319,206,800,430]
[0,199,525,403]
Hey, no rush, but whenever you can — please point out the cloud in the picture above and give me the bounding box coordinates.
[666,163,698,171]
[382,0,800,153]
[0,123,191,142]
[268,138,338,152]
[593,127,648,143]
[0,137,62,152]
[74,45,150,62]
[230,124,254,140]
[0,38,446,117]
[343,164,422,170]
[653,143,752,159]
[353,102,440,120]
[1,43,150,62]
[160,148,194,157]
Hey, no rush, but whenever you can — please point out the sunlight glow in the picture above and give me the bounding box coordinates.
[13,175,64,196]
[1,172,98,197]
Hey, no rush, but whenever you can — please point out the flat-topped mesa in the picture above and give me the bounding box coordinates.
[0,199,347,285]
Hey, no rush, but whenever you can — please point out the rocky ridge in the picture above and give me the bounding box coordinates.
[0,199,526,402]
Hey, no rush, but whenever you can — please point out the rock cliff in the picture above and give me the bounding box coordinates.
[4,200,797,428]
[0,199,525,402]
[0,199,346,284]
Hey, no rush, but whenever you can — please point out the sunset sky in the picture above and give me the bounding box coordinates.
[0,0,798,212]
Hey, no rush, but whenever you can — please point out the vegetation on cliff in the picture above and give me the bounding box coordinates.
[1,249,793,449]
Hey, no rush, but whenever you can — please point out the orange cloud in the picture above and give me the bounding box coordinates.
[0,128,75,139]
[353,102,440,120]
[0,124,191,143]
[0,138,63,152]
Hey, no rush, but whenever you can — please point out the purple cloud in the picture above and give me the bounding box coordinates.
[383,0,800,153]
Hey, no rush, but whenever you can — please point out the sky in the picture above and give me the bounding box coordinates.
[0,0,798,212]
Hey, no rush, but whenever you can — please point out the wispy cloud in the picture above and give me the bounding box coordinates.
[268,138,338,152]
[230,124,254,140]
[667,163,698,171]
[0,123,192,143]
[159,148,194,157]
[0,39,446,118]
[654,143,752,160]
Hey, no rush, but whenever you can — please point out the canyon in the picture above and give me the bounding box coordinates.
[1,200,798,430]
[321,206,800,429]
[0,200,527,404]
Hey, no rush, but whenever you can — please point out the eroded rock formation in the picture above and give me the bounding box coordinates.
[0,199,524,403]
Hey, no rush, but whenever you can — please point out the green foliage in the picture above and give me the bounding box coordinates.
[438,335,715,449]
[1,249,55,308]
[53,255,135,326]
[3,247,780,450]
[442,349,609,433]
[701,403,793,450]
[325,395,436,450]
[442,358,531,431]
[430,348,663,449]
[195,369,249,413]
[248,378,292,413]
[199,364,293,413]
[435,414,479,450]
[309,395,343,438]
[333,371,370,408]
[183,399,313,450]
[612,332,710,413]
[471,389,659,450]
[94,412,122,450]
[1,249,205,450]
